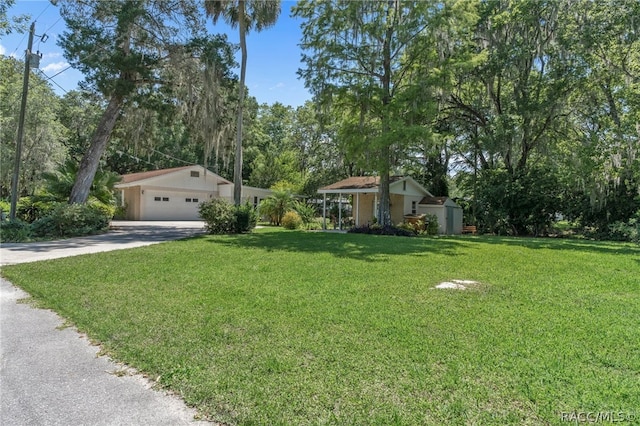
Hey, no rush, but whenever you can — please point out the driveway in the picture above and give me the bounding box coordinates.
[0,220,207,265]
[0,221,214,425]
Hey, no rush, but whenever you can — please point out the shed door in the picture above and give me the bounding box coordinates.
[446,206,455,235]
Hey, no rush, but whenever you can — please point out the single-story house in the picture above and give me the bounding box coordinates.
[114,165,271,221]
[318,176,463,234]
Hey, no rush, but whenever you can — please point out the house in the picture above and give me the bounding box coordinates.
[114,165,271,221]
[317,176,463,234]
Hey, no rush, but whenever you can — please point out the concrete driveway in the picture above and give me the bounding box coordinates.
[0,221,214,425]
[0,220,206,265]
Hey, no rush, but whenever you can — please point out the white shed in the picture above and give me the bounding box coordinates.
[418,196,464,235]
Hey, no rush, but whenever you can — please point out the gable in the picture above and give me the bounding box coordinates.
[115,165,230,192]
[389,177,432,197]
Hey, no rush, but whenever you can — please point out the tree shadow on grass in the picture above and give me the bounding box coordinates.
[467,235,640,257]
[206,230,469,262]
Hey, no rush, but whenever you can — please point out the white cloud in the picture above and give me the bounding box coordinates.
[269,82,286,90]
[43,52,63,59]
[42,61,69,74]
[0,44,6,56]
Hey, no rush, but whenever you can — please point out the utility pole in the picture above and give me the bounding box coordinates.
[9,22,36,221]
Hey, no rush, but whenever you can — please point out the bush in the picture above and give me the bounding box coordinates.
[0,200,9,219]
[293,201,317,229]
[348,224,415,237]
[424,214,439,235]
[199,198,236,234]
[31,202,111,238]
[234,202,259,233]
[608,211,640,244]
[17,197,57,223]
[199,199,258,234]
[0,219,32,242]
[396,222,418,235]
[281,211,302,230]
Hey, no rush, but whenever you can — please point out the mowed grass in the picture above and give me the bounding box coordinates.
[2,229,639,425]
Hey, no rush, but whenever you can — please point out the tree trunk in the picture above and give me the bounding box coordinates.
[69,95,123,204]
[376,0,395,227]
[234,0,247,206]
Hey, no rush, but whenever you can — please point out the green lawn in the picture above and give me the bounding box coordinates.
[2,229,639,425]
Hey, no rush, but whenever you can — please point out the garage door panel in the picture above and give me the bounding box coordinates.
[142,190,204,220]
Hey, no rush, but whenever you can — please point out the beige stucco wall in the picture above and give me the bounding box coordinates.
[352,193,375,225]
[122,187,141,220]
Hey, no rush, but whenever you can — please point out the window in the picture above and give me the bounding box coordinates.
[190,171,200,178]
[192,198,199,203]
[186,198,192,203]
[403,181,407,191]
[411,201,417,214]
[154,197,161,202]
[162,197,169,202]
[253,196,259,208]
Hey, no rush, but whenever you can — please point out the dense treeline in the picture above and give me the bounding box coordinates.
[1,0,638,240]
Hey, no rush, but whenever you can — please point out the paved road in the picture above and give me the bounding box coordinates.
[0,221,214,425]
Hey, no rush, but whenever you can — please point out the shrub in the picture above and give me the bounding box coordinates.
[281,211,302,230]
[234,202,259,233]
[396,222,418,235]
[424,213,439,235]
[17,197,57,223]
[347,224,415,237]
[199,198,236,234]
[0,200,9,219]
[31,203,111,238]
[608,211,640,244]
[0,219,32,242]
[293,201,317,229]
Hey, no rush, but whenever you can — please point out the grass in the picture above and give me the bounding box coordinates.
[2,228,639,425]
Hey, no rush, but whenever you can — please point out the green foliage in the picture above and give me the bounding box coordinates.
[348,224,415,237]
[234,202,259,234]
[0,219,32,242]
[31,203,111,238]
[608,211,640,244]
[424,213,439,236]
[41,159,120,206]
[293,201,317,229]
[198,198,257,234]
[0,199,9,217]
[0,56,66,198]
[473,166,561,236]
[199,198,236,234]
[16,197,57,223]
[258,189,295,226]
[281,210,302,230]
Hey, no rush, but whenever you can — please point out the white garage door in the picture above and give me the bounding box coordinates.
[142,190,205,220]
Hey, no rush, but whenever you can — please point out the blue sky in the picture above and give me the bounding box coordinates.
[1,1,311,107]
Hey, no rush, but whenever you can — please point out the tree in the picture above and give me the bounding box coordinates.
[56,0,204,204]
[0,56,66,198]
[294,0,447,226]
[204,0,281,205]
[0,0,29,37]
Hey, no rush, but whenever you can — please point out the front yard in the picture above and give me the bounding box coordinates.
[2,229,639,425]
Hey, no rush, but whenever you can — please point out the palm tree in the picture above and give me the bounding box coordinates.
[204,0,281,205]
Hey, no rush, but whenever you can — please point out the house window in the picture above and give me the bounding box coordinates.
[192,198,199,203]
[190,171,200,178]
[162,197,169,202]
[186,198,192,203]
[154,197,161,202]
[253,196,259,208]
[411,201,417,214]
[403,181,407,191]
